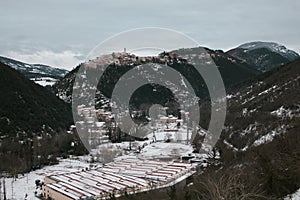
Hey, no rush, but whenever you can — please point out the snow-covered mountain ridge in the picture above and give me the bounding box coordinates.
[0,56,68,86]
[238,41,299,61]
[227,41,299,72]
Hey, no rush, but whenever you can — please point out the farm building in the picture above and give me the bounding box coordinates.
[42,158,196,199]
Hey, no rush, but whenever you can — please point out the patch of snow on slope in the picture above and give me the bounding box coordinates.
[226,94,234,99]
[223,140,239,151]
[258,85,278,96]
[139,142,193,159]
[284,188,300,200]
[271,106,293,118]
[271,106,300,119]
[30,77,57,87]
[240,123,258,136]
[253,125,286,147]
[241,96,255,105]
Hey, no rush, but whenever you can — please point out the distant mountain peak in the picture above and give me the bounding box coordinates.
[238,41,299,61]
[227,41,300,72]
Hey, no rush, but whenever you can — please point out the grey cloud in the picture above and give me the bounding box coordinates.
[0,0,299,68]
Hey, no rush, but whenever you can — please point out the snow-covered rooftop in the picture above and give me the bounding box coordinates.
[43,158,196,199]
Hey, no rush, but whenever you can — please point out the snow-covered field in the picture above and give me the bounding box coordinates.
[30,77,57,87]
[139,142,193,159]
[1,157,94,200]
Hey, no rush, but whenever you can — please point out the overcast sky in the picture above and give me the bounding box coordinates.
[0,0,299,70]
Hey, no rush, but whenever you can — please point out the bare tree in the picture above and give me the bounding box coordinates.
[3,178,6,200]
[190,171,270,200]
[0,177,2,200]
